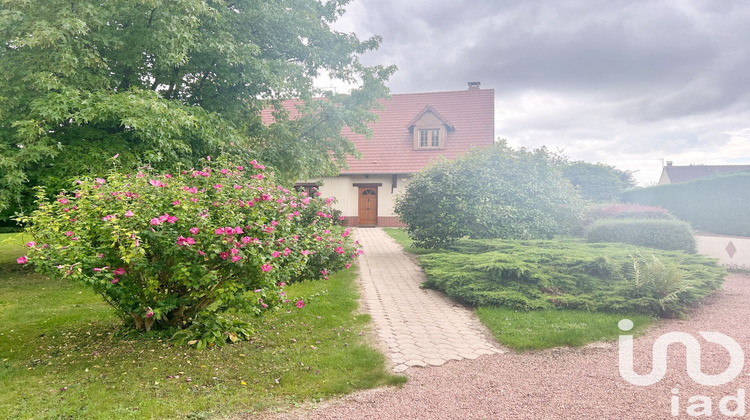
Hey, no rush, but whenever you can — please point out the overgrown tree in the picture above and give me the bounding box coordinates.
[0,0,394,220]
[394,142,585,248]
[561,162,635,202]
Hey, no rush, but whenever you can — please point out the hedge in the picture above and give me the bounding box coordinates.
[583,203,673,227]
[622,171,750,236]
[585,219,696,253]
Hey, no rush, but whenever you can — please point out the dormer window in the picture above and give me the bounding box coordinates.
[418,129,441,148]
[407,105,454,151]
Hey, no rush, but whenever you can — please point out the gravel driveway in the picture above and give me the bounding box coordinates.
[268,273,750,419]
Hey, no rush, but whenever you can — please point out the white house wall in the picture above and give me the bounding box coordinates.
[307,174,410,226]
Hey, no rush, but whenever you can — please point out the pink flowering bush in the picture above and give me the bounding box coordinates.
[17,158,360,342]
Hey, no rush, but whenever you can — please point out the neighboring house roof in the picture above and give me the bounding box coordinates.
[659,164,750,184]
[261,86,495,174]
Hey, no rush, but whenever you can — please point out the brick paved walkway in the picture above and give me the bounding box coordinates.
[355,228,503,373]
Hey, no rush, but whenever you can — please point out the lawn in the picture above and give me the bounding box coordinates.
[383,228,701,351]
[0,233,405,419]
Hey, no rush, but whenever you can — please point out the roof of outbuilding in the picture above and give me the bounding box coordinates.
[261,87,495,174]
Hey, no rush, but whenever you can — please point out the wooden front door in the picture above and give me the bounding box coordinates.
[358,187,378,226]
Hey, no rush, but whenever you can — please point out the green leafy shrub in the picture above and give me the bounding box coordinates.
[562,162,635,202]
[583,203,674,226]
[419,238,724,317]
[394,142,584,248]
[585,219,696,253]
[622,171,750,236]
[16,157,360,341]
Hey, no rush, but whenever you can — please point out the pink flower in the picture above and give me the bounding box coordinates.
[215,228,225,235]
[335,246,345,255]
[261,264,273,272]
[231,255,242,262]
[95,178,106,184]
[25,241,36,247]
[93,267,104,272]
[16,256,27,264]
[230,248,239,254]
[295,299,305,308]
[114,267,125,275]
[112,153,119,159]
[190,197,199,203]
[278,282,286,287]
[190,227,199,235]
[283,248,292,256]
[301,250,310,256]
[57,197,69,205]
[320,269,329,276]
[271,251,281,258]
[65,231,73,236]
[213,184,223,189]
[150,218,161,226]
[164,174,172,179]
[172,200,181,206]
[219,252,229,260]
[342,229,351,238]
[166,215,178,224]
[234,226,244,234]
[271,221,279,226]
[124,210,134,217]
[111,277,120,284]
[146,309,154,318]
[345,263,352,269]
[97,253,104,258]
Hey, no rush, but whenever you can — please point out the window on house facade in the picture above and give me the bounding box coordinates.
[294,183,319,196]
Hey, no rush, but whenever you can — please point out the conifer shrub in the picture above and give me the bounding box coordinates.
[420,238,724,317]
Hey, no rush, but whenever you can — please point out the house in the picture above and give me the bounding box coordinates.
[278,82,495,227]
[658,162,750,185]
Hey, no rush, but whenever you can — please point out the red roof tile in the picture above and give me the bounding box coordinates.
[261,88,495,174]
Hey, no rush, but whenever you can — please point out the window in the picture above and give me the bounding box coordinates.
[294,183,319,196]
[417,129,442,149]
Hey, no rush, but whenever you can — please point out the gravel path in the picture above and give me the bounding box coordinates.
[269,271,750,419]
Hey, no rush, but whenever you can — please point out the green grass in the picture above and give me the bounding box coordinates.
[476,307,652,351]
[0,233,405,419]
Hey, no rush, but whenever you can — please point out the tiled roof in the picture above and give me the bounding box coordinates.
[261,88,495,174]
[663,165,750,184]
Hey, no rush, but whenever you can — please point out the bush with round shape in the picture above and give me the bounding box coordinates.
[16,157,360,341]
[394,142,585,248]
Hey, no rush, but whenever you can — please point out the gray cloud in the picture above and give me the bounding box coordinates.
[339,0,750,184]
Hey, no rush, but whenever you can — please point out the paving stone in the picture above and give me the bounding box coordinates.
[353,228,502,372]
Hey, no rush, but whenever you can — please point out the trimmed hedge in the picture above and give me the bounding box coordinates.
[622,171,750,236]
[419,238,725,318]
[583,203,673,226]
[585,219,696,253]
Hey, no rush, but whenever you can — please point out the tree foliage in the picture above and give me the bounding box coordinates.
[561,162,635,203]
[0,0,394,219]
[394,142,585,248]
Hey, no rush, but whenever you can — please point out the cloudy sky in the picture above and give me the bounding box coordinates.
[330,0,750,185]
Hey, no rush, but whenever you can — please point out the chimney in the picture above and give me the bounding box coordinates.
[666,161,673,167]
[468,81,481,90]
